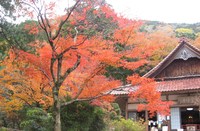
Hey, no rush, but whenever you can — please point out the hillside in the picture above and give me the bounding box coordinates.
[142,21,200,40]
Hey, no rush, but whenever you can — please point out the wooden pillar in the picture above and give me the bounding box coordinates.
[145,110,149,131]
[125,98,128,119]
[168,115,171,131]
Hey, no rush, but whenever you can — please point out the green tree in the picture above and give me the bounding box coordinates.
[0,0,18,60]
[0,20,41,60]
[105,66,133,84]
[61,102,105,131]
[0,0,16,21]
[175,28,196,39]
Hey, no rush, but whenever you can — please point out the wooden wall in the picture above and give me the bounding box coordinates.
[156,58,200,78]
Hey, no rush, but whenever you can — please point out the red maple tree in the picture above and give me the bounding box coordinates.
[0,0,172,130]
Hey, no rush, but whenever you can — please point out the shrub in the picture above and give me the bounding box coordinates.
[61,102,106,131]
[20,108,53,131]
[107,118,145,131]
[0,127,7,131]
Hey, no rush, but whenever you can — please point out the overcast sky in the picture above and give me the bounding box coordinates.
[107,0,200,23]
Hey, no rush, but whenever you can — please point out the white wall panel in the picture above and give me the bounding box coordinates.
[171,108,181,130]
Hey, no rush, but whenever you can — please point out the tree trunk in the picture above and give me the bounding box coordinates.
[53,88,61,131]
[145,110,149,131]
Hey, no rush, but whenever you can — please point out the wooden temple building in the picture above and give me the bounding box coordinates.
[111,41,200,131]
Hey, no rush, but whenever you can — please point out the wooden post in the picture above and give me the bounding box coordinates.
[125,98,128,119]
[167,116,171,131]
[145,110,149,131]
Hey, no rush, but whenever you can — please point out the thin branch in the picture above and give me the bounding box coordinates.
[21,0,55,51]
[58,36,88,59]
[61,54,81,80]
[31,0,41,13]
[125,25,135,45]
[61,63,106,106]
[37,15,45,30]
[36,7,55,51]
[38,67,53,86]
[44,8,51,37]
[18,1,39,14]
[61,90,113,106]
[83,63,106,84]
[40,82,50,94]
[52,0,81,40]
[38,12,51,40]
[0,89,32,107]
[13,95,32,107]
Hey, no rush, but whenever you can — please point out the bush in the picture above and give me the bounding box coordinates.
[109,103,121,120]
[106,118,145,131]
[61,102,106,131]
[0,127,7,131]
[89,107,105,131]
[20,108,53,131]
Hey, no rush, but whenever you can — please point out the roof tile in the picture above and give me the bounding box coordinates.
[111,77,200,95]
[157,77,200,92]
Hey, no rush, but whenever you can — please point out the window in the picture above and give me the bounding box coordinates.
[128,111,145,121]
[128,111,137,120]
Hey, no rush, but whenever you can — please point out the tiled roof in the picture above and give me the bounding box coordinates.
[111,77,200,95]
[112,40,200,95]
[110,84,137,95]
[157,77,200,92]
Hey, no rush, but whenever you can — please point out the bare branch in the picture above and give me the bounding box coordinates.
[20,0,55,51]
[61,90,113,106]
[52,0,81,40]
[37,15,45,30]
[18,1,39,14]
[44,8,51,29]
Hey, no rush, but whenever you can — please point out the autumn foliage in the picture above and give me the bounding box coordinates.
[0,50,53,113]
[128,75,173,117]
[0,0,174,130]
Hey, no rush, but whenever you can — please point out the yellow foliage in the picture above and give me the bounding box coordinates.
[175,28,194,34]
[0,54,53,114]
